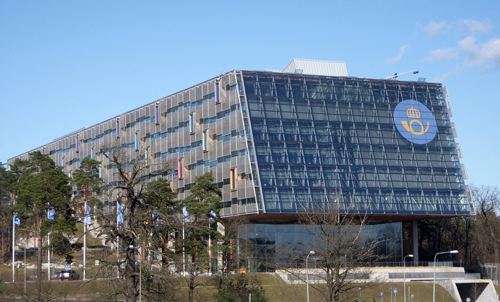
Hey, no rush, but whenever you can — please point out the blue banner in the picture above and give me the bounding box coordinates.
[117,203,124,224]
[48,208,55,220]
[84,204,92,225]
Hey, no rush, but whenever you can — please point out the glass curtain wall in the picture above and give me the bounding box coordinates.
[238,222,402,272]
[242,72,469,216]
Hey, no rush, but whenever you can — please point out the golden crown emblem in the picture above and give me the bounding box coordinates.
[406,107,421,119]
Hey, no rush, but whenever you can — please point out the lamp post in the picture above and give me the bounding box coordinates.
[306,251,315,302]
[404,254,413,302]
[433,250,458,302]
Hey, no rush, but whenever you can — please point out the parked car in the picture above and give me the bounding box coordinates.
[29,271,46,279]
[59,270,80,280]
[14,247,38,257]
[51,271,62,279]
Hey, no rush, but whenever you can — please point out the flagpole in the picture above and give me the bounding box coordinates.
[12,198,15,283]
[83,213,86,281]
[182,206,186,277]
[48,232,50,280]
[209,223,212,277]
[47,205,55,280]
[47,208,50,281]
[83,185,87,281]
[182,218,185,277]
[117,193,120,279]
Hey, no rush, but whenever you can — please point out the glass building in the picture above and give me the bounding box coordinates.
[243,70,470,217]
[8,59,472,269]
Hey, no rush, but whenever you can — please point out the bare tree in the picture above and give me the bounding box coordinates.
[472,185,500,264]
[283,199,383,302]
[219,217,250,276]
[93,145,179,302]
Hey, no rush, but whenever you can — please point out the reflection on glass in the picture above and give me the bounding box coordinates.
[244,72,467,216]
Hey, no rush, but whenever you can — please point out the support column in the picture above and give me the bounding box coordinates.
[412,220,419,264]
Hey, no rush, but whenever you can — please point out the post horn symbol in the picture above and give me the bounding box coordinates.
[401,107,429,135]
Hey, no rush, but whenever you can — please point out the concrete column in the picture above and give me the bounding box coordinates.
[412,220,419,264]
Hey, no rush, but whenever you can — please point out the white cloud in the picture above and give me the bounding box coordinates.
[422,19,490,37]
[458,19,491,34]
[424,48,460,62]
[418,18,500,72]
[459,37,479,55]
[424,21,451,36]
[459,36,500,70]
[387,45,408,64]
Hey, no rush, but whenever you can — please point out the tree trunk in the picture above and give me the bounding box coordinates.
[189,264,196,302]
[126,243,138,302]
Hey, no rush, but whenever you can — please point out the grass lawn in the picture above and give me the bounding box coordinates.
[0,269,459,302]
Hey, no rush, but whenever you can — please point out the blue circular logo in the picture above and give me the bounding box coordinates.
[394,100,437,144]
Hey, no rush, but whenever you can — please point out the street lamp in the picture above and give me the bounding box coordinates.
[433,250,458,302]
[306,251,315,302]
[404,254,413,302]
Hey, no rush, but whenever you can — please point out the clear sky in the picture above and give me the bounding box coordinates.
[1,1,499,189]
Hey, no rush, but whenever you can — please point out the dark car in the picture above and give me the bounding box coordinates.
[59,270,80,280]
[14,247,37,258]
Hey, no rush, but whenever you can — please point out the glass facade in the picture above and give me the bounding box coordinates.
[242,72,470,216]
[238,222,402,272]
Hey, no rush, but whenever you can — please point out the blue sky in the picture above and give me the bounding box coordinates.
[1,1,499,189]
